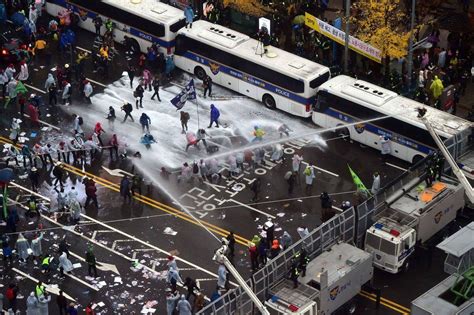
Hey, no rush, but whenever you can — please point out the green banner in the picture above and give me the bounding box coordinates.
[347,164,370,196]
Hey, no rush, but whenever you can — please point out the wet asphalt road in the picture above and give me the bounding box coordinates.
[0,20,470,315]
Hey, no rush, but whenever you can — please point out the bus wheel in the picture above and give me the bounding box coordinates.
[335,125,350,139]
[262,94,276,109]
[194,66,206,80]
[412,155,424,165]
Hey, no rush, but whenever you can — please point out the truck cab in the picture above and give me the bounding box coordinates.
[365,217,417,274]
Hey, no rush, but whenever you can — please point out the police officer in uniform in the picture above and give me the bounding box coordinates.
[288,258,299,288]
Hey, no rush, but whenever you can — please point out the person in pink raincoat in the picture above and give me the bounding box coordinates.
[142,69,152,92]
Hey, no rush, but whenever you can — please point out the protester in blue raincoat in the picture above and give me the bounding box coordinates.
[60,29,76,52]
[184,5,194,29]
[208,104,220,128]
[165,56,175,78]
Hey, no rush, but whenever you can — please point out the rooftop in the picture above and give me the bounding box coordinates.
[102,0,184,24]
[182,20,330,81]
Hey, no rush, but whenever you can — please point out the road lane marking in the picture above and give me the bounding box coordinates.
[76,46,92,54]
[81,213,238,285]
[12,268,76,301]
[17,112,61,131]
[360,290,411,312]
[24,83,46,94]
[358,291,409,314]
[227,199,276,219]
[62,271,99,291]
[385,162,408,171]
[301,161,339,177]
[358,292,407,314]
[9,181,51,202]
[67,251,120,275]
[86,77,107,88]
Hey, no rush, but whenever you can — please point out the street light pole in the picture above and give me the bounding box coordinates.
[407,0,416,89]
[344,0,350,73]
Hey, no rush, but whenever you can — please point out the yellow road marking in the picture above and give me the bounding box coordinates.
[0,136,250,246]
[358,291,409,314]
[360,290,411,312]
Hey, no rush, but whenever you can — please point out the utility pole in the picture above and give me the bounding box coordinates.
[407,0,416,89]
[344,0,350,73]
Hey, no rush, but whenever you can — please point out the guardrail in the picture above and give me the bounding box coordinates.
[197,207,355,314]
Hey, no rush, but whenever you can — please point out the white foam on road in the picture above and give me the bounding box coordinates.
[66,73,326,169]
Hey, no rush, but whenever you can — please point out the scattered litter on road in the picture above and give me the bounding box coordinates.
[163,227,177,236]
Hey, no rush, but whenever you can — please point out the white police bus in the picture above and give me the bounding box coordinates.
[174,20,331,117]
[313,75,472,163]
[45,0,186,55]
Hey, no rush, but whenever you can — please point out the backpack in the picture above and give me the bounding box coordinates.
[183,112,190,120]
[192,163,199,174]
[78,116,84,125]
[6,287,15,300]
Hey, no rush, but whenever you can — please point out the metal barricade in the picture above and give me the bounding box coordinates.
[197,208,355,314]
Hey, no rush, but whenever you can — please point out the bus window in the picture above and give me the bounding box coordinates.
[309,71,330,89]
[69,0,165,37]
[314,93,329,112]
[170,19,187,33]
[175,35,189,55]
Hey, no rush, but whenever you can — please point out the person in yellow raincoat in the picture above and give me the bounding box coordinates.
[252,126,265,142]
[429,75,444,100]
[99,44,109,59]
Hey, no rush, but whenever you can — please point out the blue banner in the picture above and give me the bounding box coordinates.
[170,79,196,110]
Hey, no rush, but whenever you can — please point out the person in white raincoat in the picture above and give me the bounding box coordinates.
[68,186,78,202]
[18,61,29,82]
[380,136,391,162]
[26,292,40,315]
[178,163,192,183]
[37,294,51,315]
[228,154,239,176]
[59,252,74,275]
[16,233,31,263]
[371,172,381,195]
[9,118,21,144]
[217,264,228,289]
[270,144,284,162]
[69,198,82,222]
[31,232,44,259]
[176,294,192,315]
[292,154,303,173]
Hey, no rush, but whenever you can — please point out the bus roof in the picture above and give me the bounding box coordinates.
[319,75,472,137]
[178,20,330,81]
[102,0,184,24]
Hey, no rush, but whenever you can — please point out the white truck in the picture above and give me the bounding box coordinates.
[265,242,373,314]
[364,176,465,274]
